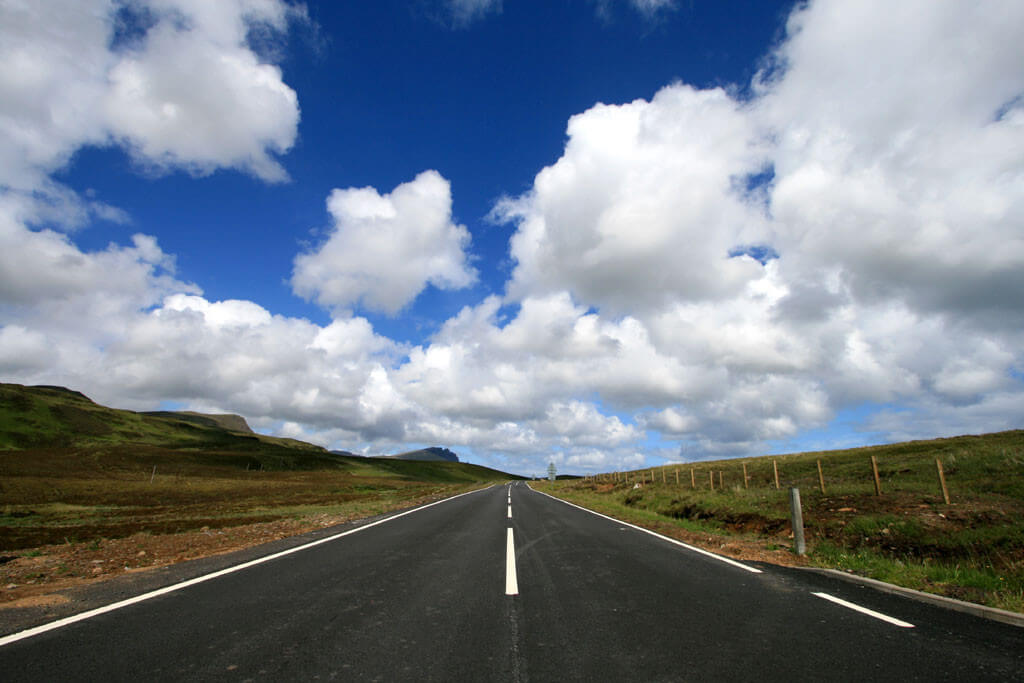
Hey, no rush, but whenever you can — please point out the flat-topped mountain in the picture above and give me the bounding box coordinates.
[382,447,459,463]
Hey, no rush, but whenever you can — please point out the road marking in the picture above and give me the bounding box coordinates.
[508,504,512,519]
[530,487,762,574]
[506,527,519,595]
[812,592,914,628]
[0,486,495,648]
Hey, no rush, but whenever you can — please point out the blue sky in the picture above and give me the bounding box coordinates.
[2,0,1022,476]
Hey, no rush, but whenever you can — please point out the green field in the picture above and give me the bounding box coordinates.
[0,383,517,551]
[536,430,1024,613]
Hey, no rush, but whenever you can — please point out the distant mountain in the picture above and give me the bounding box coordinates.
[382,447,459,463]
[140,411,253,434]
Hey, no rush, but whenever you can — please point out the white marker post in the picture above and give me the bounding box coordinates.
[789,487,806,556]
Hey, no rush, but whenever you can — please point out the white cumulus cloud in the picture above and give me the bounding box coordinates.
[0,0,300,188]
[292,171,477,316]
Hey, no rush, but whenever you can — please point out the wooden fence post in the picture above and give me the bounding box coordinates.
[690,468,696,489]
[816,459,826,495]
[718,471,724,490]
[709,471,715,491]
[936,458,950,504]
[742,462,749,489]
[773,459,780,490]
[871,456,882,495]
[675,468,680,485]
[662,469,666,484]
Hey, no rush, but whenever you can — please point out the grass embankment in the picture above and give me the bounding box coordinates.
[0,383,514,552]
[536,430,1024,614]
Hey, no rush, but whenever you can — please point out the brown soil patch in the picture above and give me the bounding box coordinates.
[0,593,69,610]
[624,518,807,568]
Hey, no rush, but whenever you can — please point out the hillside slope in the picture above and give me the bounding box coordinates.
[383,447,459,462]
[0,383,318,454]
[545,429,1024,613]
[0,383,519,554]
[0,383,517,482]
[140,411,254,434]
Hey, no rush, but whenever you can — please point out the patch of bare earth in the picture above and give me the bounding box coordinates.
[602,515,807,568]
[0,516,332,608]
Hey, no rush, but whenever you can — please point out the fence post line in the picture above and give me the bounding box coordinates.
[816,459,826,495]
[773,459,780,490]
[789,487,806,555]
[936,458,950,504]
[871,455,882,496]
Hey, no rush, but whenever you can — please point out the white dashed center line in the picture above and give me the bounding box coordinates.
[505,527,519,595]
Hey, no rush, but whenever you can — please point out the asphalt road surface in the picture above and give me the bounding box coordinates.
[1,482,1021,681]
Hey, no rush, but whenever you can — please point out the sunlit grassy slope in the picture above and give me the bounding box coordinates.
[0,383,518,550]
[538,430,1024,613]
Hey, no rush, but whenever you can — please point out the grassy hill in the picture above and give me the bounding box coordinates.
[382,447,460,462]
[537,430,1024,612]
[0,384,326,455]
[0,383,518,551]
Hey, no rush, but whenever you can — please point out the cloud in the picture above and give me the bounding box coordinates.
[626,0,676,17]
[0,0,300,188]
[491,0,1024,462]
[444,0,502,26]
[104,13,299,181]
[495,84,772,314]
[592,0,677,21]
[291,171,477,316]
[760,0,1024,328]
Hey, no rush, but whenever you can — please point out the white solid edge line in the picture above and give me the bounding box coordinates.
[0,485,495,648]
[812,592,914,628]
[505,527,519,595]
[528,486,761,574]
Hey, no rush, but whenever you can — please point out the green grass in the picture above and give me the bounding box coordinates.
[0,383,519,551]
[539,429,1024,613]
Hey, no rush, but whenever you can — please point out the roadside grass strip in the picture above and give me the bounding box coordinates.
[0,485,495,647]
[530,486,762,574]
[813,591,915,628]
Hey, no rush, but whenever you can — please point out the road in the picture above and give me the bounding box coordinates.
[1,482,1021,681]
